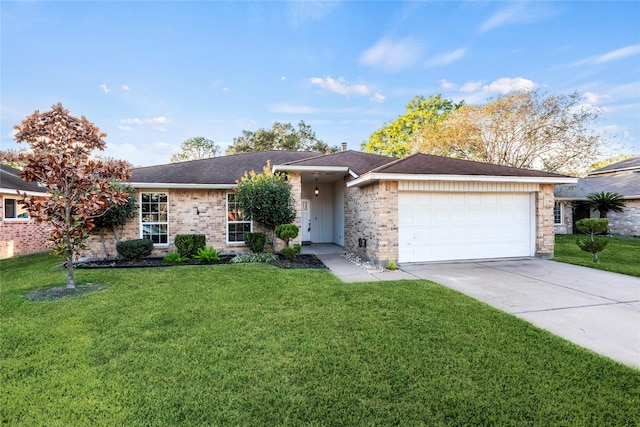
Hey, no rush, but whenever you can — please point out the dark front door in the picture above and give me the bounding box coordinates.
[572,203,591,234]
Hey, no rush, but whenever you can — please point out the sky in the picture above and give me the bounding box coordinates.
[1,1,639,167]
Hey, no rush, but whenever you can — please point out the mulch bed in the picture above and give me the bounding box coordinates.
[74,254,327,270]
[25,283,108,302]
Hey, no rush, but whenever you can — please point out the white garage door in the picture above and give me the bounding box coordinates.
[399,192,534,263]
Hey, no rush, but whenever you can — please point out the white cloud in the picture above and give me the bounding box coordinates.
[288,1,339,26]
[583,91,602,105]
[309,76,370,96]
[479,2,558,33]
[483,77,535,94]
[100,84,109,94]
[118,117,172,132]
[121,85,131,91]
[370,93,386,103]
[439,79,456,90]
[460,81,484,93]
[426,48,466,67]
[281,76,286,81]
[359,37,423,72]
[594,44,640,64]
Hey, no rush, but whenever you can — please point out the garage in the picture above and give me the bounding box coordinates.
[398,192,534,263]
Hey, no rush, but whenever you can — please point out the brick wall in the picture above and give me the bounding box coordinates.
[0,195,52,259]
[535,184,555,258]
[344,180,398,265]
[82,183,304,259]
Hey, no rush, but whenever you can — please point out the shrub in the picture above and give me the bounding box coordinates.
[174,234,206,258]
[575,218,610,262]
[387,260,397,270]
[245,232,266,253]
[280,243,301,261]
[163,252,189,264]
[116,239,154,261]
[194,247,221,263]
[276,224,299,247]
[230,252,277,264]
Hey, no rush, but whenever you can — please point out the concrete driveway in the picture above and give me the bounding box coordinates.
[402,259,640,369]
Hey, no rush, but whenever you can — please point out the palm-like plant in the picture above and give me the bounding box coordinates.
[586,192,626,218]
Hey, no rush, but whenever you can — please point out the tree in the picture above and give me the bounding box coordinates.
[415,90,606,175]
[587,154,636,173]
[171,136,220,162]
[575,218,609,262]
[235,162,296,250]
[362,94,463,158]
[1,103,131,288]
[92,182,137,257]
[586,192,626,219]
[227,121,336,154]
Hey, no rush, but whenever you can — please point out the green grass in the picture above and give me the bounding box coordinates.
[554,234,640,277]
[2,253,639,426]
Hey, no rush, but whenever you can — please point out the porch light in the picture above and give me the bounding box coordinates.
[314,179,319,197]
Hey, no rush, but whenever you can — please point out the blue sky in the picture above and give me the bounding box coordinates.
[2,1,639,167]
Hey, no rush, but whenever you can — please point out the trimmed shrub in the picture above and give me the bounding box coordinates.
[387,260,397,270]
[174,234,206,258]
[281,243,301,261]
[576,218,609,262]
[116,239,154,261]
[245,232,266,253]
[276,224,299,247]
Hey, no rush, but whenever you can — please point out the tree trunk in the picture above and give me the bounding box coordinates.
[66,252,76,289]
[99,229,110,258]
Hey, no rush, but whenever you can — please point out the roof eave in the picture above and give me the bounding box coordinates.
[0,188,49,197]
[347,173,579,188]
[272,165,356,178]
[129,182,236,190]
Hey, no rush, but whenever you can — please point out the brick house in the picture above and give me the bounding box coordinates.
[83,149,576,265]
[554,157,640,237]
[0,164,51,258]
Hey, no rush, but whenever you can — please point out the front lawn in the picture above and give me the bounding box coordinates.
[2,253,639,425]
[554,234,640,277]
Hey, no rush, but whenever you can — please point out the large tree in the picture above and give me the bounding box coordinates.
[416,90,606,174]
[171,136,220,162]
[227,120,336,154]
[362,94,463,158]
[1,103,131,288]
[235,162,296,250]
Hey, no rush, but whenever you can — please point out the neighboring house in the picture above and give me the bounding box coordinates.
[555,157,640,237]
[0,164,51,259]
[83,149,576,264]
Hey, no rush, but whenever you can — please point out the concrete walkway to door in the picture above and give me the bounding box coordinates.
[402,259,640,369]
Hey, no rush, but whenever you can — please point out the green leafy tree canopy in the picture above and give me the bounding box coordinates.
[586,192,626,219]
[235,162,295,250]
[227,121,336,154]
[362,94,463,158]
[171,137,220,162]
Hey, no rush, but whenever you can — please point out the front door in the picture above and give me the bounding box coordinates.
[301,199,311,242]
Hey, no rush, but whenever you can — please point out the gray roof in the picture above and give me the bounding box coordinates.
[369,153,571,178]
[0,164,46,193]
[589,157,640,176]
[131,150,575,187]
[130,150,319,185]
[555,171,640,199]
[281,150,396,175]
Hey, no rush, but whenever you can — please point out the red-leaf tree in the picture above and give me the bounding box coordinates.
[1,103,131,288]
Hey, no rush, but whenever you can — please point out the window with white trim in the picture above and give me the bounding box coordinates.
[553,201,563,225]
[227,193,251,243]
[3,197,29,220]
[140,192,168,244]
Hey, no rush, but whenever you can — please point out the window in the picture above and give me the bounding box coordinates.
[554,201,563,225]
[3,198,29,220]
[141,193,168,244]
[227,193,251,243]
